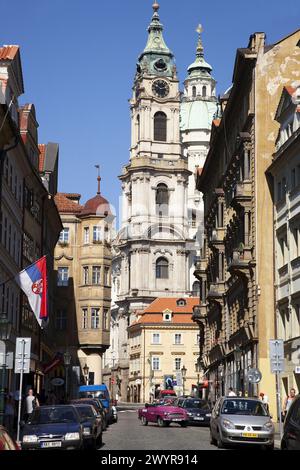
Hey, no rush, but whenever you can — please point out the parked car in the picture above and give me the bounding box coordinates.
[210,397,274,450]
[72,404,102,449]
[157,390,177,400]
[21,405,84,450]
[111,405,118,423]
[79,384,112,425]
[71,398,107,431]
[138,401,188,427]
[281,394,300,450]
[176,397,211,425]
[0,426,20,450]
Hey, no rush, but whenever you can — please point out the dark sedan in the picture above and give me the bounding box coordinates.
[22,405,83,450]
[72,404,102,449]
[176,397,212,425]
[281,394,300,450]
[71,398,106,431]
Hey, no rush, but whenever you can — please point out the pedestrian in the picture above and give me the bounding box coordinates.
[228,387,236,397]
[283,388,297,417]
[24,389,39,422]
[259,392,269,414]
[4,394,15,433]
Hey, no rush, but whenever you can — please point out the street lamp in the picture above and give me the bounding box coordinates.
[181,365,187,396]
[234,346,242,394]
[0,314,12,425]
[63,351,72,402]
[83,363,89,385]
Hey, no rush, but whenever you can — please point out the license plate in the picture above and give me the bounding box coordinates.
[172,419,181,421]
[194,417,204,421]
[242,433,258,438]
[41,441,62,448]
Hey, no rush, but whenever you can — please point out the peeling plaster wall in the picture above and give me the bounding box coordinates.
[255,30,300,417]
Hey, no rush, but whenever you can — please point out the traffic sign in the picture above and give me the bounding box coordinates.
[247,368,262,384]
[269,339,285,374]
[15,338,31,374]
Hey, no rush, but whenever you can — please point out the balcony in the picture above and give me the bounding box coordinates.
[192,304,207,323]
[208,228,225,249]
[231,181,252,209]
[207,282,225,302]
[194,258,207,279]
[228,247,255,277]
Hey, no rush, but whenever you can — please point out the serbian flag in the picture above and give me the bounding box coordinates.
[15,256,48,327]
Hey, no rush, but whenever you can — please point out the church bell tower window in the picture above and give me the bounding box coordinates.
[154,112,167,142]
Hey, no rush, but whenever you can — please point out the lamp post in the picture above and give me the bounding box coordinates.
[0,314,12,425]
[234,346,242,395]
[83,363,89,385]
[181,365,187,396]
[63,351,72,402]
[195,361,201,398]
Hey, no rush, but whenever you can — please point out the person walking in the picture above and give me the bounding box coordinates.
[283,388,296,417]
[228,387,237,397]
[24,389,39,422]
[259,392,270,414]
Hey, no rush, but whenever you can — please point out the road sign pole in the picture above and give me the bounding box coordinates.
[17,339,26,444]
[276,371,283,441]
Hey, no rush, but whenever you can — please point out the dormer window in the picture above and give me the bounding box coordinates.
[163,310,172,322]
[176,298,186,307]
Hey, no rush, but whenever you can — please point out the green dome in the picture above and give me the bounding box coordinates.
[180,99,217,131]
[188,57,212,74]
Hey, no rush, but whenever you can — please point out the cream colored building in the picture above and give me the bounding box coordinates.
[127,297,200,403]
[267,85,300,397]
[53,177,113,394]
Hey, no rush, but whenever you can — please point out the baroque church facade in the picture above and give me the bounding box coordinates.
[103,3,217,400]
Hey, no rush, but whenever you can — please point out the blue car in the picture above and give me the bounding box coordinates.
[79,384,112,425]
[22,405,84,450]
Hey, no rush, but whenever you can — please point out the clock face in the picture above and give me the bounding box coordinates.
[152,80,170,98]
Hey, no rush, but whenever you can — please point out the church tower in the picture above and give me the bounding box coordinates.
[180,25,218,293]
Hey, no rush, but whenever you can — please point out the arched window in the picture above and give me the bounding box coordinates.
[156,183,168,216]
[156,257,169,279]
[192,281,200,297]
[192,86,197,98]
[202,86,207,97]
[154,112,167,142]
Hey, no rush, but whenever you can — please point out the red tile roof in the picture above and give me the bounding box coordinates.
[0,45,19,61]
[54,193,83,214]
[144,297,199,314]
[38,144,46,172]
[132,313,196,326]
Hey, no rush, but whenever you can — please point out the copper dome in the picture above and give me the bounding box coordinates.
[80,194,112,218]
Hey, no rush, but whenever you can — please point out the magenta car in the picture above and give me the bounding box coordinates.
[138,402,188,427]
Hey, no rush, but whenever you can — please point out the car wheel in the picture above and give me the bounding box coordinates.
[180,422,187,428]
[165,422,170,427]
[141,416,148,426]
[157,417,165,427]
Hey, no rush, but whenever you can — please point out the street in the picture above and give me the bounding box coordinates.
[102,408,215,451]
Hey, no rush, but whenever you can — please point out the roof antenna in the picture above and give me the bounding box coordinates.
[95,165,101,194]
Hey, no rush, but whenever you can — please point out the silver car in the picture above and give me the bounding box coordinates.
[210,397,274,450]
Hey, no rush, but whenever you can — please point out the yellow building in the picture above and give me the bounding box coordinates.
[128,297,200,403]
[53,176,113,395]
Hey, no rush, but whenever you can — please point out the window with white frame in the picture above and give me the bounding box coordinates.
[152,333,160,344]
[152,357,160,371]
[93,226,102,242]
[104,266,110,286]
[91,308,100,329]
[59,228,69,243]
[83,266,89,285]
[174,333,182,345]
[103,308,109,330]
[57,267,69,286]
[92,266,101,285]
[175,357,181,371]
[82,308,88,329]
[84,227,89,244]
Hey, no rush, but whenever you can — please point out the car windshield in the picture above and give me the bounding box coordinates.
[28,407,79,424]
[75,406,95,419]
[184,400,210,410]
[221,399,268,416]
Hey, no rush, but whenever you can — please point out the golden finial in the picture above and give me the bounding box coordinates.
[153,2,159,12]
[196,23,204,55]
[196,24,203,35]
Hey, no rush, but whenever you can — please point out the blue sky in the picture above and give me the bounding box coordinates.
[1,0,299,214]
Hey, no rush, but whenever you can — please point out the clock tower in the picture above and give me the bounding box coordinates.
[110,3,192,395]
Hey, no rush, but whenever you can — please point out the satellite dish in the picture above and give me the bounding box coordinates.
[247,368,262,384]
